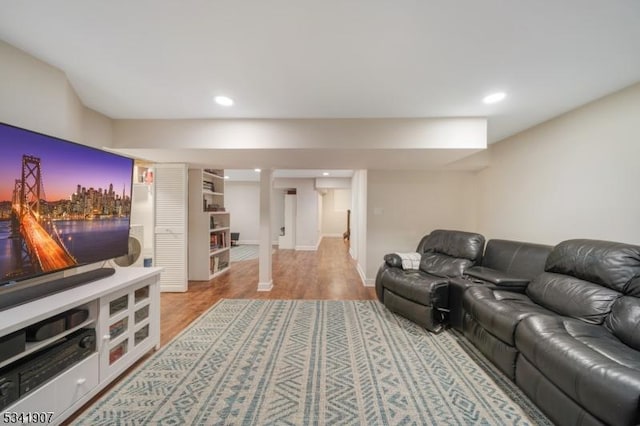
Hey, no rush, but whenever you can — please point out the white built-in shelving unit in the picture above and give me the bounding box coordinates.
[188,169,231,280]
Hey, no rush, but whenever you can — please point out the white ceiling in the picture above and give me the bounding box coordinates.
[1,1,639,169]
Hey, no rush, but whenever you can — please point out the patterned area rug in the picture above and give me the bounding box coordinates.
[74,300,550,425]
[230,244,259,262]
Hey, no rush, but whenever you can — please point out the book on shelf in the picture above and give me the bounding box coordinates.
[210,233,220,249]
[203,181,215,192]
[209,232,228,250]
[204,204,226,212]
[211,256,220,273]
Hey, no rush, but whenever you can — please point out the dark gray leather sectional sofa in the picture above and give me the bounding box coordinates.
[376,232,640,426]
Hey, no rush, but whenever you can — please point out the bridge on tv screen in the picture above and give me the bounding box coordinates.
[11,154,78,272]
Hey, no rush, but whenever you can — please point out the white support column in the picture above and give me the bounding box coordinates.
[258,169,273,291]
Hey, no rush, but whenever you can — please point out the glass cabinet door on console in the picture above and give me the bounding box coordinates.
[98,276,159,381]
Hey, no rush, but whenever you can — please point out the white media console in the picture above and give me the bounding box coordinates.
[0,267,162,425]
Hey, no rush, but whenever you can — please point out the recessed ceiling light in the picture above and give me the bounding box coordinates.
[322,172,330,176]
[254,168,261,172]
[214,95,234,106]
[483,92,506,104]
[224,175,230,179]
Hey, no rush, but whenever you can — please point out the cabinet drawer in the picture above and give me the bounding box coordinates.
[54,353,99,415]
[5,354,98,423]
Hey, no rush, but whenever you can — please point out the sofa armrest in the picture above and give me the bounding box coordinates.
[384,253,403,268]
[384,252,422,270]
[465,266,530,289]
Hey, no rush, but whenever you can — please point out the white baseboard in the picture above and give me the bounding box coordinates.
[356,262,374,287]
[160,285,188,292]
[322,233,343,238]
[257,280,273,291]
[295,245,317,251]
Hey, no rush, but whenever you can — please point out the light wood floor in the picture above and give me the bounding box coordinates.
[64,237,375,424]
[160,236,376,346]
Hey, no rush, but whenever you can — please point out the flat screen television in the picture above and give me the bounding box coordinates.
[0,122,134,310]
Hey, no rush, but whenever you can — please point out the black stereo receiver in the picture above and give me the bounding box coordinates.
[0,328,95,410]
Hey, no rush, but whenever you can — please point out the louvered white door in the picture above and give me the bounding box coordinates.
[154,164,188,292]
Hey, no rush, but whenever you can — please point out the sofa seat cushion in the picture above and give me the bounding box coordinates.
[515,315,640,426]
[462,286,556,345]
[379,267,448,306]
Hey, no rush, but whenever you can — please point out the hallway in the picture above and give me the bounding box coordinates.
[160,237,376,345]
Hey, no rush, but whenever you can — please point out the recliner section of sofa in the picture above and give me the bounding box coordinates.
[463,239,640,426]
[375,229,485,333]
[516,313,640,426]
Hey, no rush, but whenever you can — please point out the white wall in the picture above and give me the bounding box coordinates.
[350,170,368,284]
[273,178,319,250]
[82,107,114,150]
[477,82,640,246]
[321,189,351,236]
[334,189,351,211]
[130,183,154,251]
[225,181,260,244]
[114,117,486,150]
[365,170,478,282]
[315,177,352,189]
[0,41,111,148]
[225,180,285,244]
[272,188,285,243]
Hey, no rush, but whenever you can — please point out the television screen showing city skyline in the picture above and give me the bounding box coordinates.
[0,122,134,286]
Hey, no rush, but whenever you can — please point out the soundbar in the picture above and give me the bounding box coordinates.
[0,267,116,312]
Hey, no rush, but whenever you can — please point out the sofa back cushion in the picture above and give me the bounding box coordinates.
[417,229,485,262]
[545,239,640,295]
[605,296,640,350]
[482,239,552,280]
[527,272,620,324]
[419,253,473,277]
[416,230,484,277]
